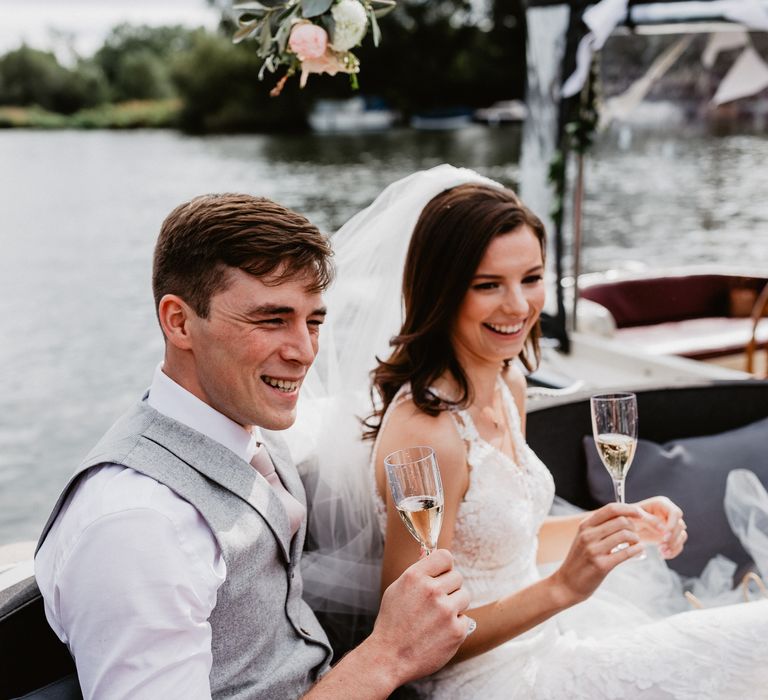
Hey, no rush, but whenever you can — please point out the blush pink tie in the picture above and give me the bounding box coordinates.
[250,444,306,538]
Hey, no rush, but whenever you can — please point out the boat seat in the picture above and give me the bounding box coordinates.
[14,676,81,700]
[614,316,768,360]
[0,575,81,699]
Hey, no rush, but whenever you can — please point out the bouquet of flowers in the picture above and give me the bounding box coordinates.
[233,0,397,96]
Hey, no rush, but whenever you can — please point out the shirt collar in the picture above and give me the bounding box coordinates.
[146,363,262,463]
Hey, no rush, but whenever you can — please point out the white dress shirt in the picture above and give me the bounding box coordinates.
[35,364,285,700]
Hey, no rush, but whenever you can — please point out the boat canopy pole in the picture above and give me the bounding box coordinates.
[522,0,592,353]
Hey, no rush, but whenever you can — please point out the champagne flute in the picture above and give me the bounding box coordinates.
[590,392,639,554]
[384,446,444,556]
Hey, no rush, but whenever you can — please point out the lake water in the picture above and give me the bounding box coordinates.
[1,125,767,545]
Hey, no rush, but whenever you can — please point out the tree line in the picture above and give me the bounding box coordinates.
[0,0,527,132]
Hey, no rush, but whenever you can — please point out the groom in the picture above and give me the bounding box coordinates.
[35,193,471,699]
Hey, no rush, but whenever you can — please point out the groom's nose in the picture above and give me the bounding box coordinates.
[280,324,318,366]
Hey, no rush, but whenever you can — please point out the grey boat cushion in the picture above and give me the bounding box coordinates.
[585,415,768,577]
[0,576,80,699]
[14,675,82,700]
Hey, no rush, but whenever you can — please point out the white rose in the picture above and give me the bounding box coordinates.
[330,0,368,52]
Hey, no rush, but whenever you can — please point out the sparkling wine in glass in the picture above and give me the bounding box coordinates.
[590,392,638,504]
[384,446,444,556]
[591,392,639,555]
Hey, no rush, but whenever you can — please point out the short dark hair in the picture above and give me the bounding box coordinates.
[366,182,546,439]
[152,193,333,319]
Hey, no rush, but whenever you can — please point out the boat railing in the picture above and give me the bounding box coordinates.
[746,283,768,377]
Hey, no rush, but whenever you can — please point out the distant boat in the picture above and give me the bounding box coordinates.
[308,97,397,133]
[409,107,473,130]
[473,100,527,125]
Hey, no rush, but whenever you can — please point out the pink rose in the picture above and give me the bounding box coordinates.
[288,22,328,60]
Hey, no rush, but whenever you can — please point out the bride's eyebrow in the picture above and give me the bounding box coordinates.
[474,264,544,279]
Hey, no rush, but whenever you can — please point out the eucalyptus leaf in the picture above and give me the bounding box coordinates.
[259,18,274,55]
[301,0,334,18]
[237,11,266,23]
[370,0,396,18]
[367,8,380,46]
[275,16,293,53]
[233,20,261,43]
[269,10,283,32]
[259,55,276,80]
[276,3,300,23]
[319,13,336,38]
[235,0,290,9]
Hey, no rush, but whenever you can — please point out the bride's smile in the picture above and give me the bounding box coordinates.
[484,321,526,335]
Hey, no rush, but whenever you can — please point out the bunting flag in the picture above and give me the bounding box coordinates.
[712,45,768,105]
[702,30,749,68]
[602,35,693,126]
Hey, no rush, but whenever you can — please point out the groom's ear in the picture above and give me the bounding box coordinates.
[158,294,196,350]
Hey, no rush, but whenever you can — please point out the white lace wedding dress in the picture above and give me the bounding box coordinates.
[372,379,768,700]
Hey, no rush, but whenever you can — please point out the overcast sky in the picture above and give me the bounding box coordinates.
[0,0,222,57]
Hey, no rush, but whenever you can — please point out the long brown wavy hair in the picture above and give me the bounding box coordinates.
[364,182,547,440]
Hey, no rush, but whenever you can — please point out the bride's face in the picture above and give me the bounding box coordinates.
[451,226,545,367]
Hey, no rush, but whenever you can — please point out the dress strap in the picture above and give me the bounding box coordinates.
[448,406,479,444]
[497,375,530,469]
[423,386,478,447]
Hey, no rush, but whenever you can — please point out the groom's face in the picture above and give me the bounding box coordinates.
[185,266,326,431]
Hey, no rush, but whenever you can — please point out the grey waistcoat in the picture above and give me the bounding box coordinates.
[37,400,333,699]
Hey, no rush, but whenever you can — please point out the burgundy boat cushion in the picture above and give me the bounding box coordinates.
[584,415,768,577]
[580,275,732,328]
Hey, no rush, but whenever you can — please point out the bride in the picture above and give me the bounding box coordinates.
[296,165,768,698]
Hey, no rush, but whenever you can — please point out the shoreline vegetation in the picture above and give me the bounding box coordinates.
[0,99,182,129]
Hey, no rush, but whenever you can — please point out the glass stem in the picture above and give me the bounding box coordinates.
[613,478,626,504]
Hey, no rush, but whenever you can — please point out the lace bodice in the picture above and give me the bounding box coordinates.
[372,376,555,605]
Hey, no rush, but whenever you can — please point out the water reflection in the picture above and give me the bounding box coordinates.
[576,129,768,275]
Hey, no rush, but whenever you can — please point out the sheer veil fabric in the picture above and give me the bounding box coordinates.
[288,165,502,619]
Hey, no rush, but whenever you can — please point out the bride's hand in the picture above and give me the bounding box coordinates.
[552,503,647,604]
[633,496,687,559]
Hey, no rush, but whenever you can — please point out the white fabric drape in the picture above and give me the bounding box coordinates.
[562,0,628,98]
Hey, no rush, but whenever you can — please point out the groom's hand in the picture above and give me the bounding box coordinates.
[372,549,471,685]
[304,550,470,699]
